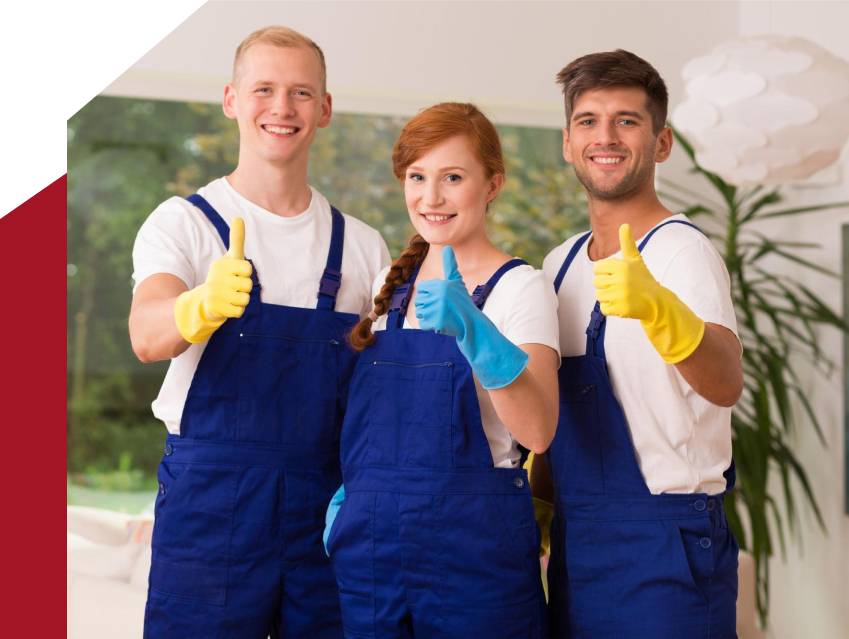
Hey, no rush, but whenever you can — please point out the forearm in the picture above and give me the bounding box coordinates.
[674,322,743,407]
[488,344,559,454]
[129,274,191,363]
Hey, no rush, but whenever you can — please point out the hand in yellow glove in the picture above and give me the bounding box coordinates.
[533,497,554,558]
[523,452,554,558]
[174,217,253,344]
[592,223,705,364]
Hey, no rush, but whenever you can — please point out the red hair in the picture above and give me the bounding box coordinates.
[392,102,505,180]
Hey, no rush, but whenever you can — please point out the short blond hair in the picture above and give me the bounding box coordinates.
[233,26,327,93]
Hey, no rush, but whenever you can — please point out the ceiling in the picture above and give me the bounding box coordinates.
[104,0,742,128]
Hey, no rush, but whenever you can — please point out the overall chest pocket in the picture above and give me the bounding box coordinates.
[552,383,605,490]
[238,334,343,447]
[365,360,454,468]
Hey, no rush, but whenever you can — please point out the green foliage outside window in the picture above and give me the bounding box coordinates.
[67,96,586,509]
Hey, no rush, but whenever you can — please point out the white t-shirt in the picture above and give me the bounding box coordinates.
[132,177,391,434]
[371,262,561,468]
[542,214,737,495]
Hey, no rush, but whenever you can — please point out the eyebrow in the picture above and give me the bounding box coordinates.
[572,110,644,121]
[251,80,318,91]
[407,165,468,172]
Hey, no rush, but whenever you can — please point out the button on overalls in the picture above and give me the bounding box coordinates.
[546,220,739,639]
[327,260,546,639]
[144,194,358,638]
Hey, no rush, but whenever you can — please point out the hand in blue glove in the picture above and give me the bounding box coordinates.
[323,484,345,556]
[415,246,529,390]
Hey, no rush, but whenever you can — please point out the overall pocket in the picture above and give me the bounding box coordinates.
[552,383,604,490]
[672,516,718,602]
[149,460,238,605]
[237,333,342,446]
[365,360,454,468]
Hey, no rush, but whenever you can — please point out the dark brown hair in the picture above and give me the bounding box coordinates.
[349,102,504,351]
[555,49,668,133]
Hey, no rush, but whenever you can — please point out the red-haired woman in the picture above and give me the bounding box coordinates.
[323,103,560,638]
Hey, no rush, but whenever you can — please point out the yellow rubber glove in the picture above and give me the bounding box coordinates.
[593,223,705,364]
[174,217,253,344]
[523,452,554,558]
[533,497,554,558]
[524,452,553,601]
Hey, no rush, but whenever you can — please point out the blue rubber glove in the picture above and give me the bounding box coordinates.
[415,246,529,390]
[323,484,345,556]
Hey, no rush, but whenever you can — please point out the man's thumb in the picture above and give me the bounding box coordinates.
[619,224,640,260]
[228,217,246,260]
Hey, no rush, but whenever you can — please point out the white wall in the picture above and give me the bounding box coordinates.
[736,4,849,637]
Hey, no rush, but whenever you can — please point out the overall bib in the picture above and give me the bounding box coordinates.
[327,260,546,639]
[144,194,358,639]
[547,220,738,639]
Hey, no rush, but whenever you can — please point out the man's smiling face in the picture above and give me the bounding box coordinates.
[563,86,671,201]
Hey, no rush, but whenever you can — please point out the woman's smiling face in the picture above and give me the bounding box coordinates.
[404,134,502,247]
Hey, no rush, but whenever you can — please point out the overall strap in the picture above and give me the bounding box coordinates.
[186,194,230,249]
[553,232,592,293]
[471,258,528,309]
[316,206,346,311]
[386,258,528,330]
[386,266,421,331]
[586,218,704,359]
[472,257,528,467]
[637,219,702,251]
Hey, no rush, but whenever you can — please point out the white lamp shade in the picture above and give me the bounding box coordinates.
[672,36,849,186]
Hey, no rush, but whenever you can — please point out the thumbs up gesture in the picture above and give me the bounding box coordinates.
[415,246,529,390]
[415,246,471,337]
[592,224,657,320]
[592,223,705,364]
[174,217,254,344]
[203,217,253,317]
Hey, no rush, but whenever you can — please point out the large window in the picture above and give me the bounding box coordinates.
[67,96,587,512]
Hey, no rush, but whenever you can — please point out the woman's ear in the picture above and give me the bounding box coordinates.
[487,173,505,204]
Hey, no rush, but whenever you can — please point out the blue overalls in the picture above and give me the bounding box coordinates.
[144,194,358,639]
[547,220,739,639]
[326,260,547,639]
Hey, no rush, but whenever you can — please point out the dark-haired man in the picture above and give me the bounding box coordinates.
[539,50,742,638]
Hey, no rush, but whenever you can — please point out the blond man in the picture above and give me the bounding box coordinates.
[130,26,389,638]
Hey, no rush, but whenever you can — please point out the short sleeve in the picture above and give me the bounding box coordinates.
[487,267,561,358]
[659,239,738,338]
[131,197,205,292]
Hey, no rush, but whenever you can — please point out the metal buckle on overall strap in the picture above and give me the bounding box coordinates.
[470,283,490,309]
[317,267,342,300]
[585,305,605,340]
[388,283,412,315]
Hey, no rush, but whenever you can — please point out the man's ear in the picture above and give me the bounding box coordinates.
[318,92,333,129]
[562,126,573,163]
[222,83,237,121]
[655,126,673,163]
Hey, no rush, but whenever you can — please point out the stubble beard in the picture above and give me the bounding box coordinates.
[573,157,655,202]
